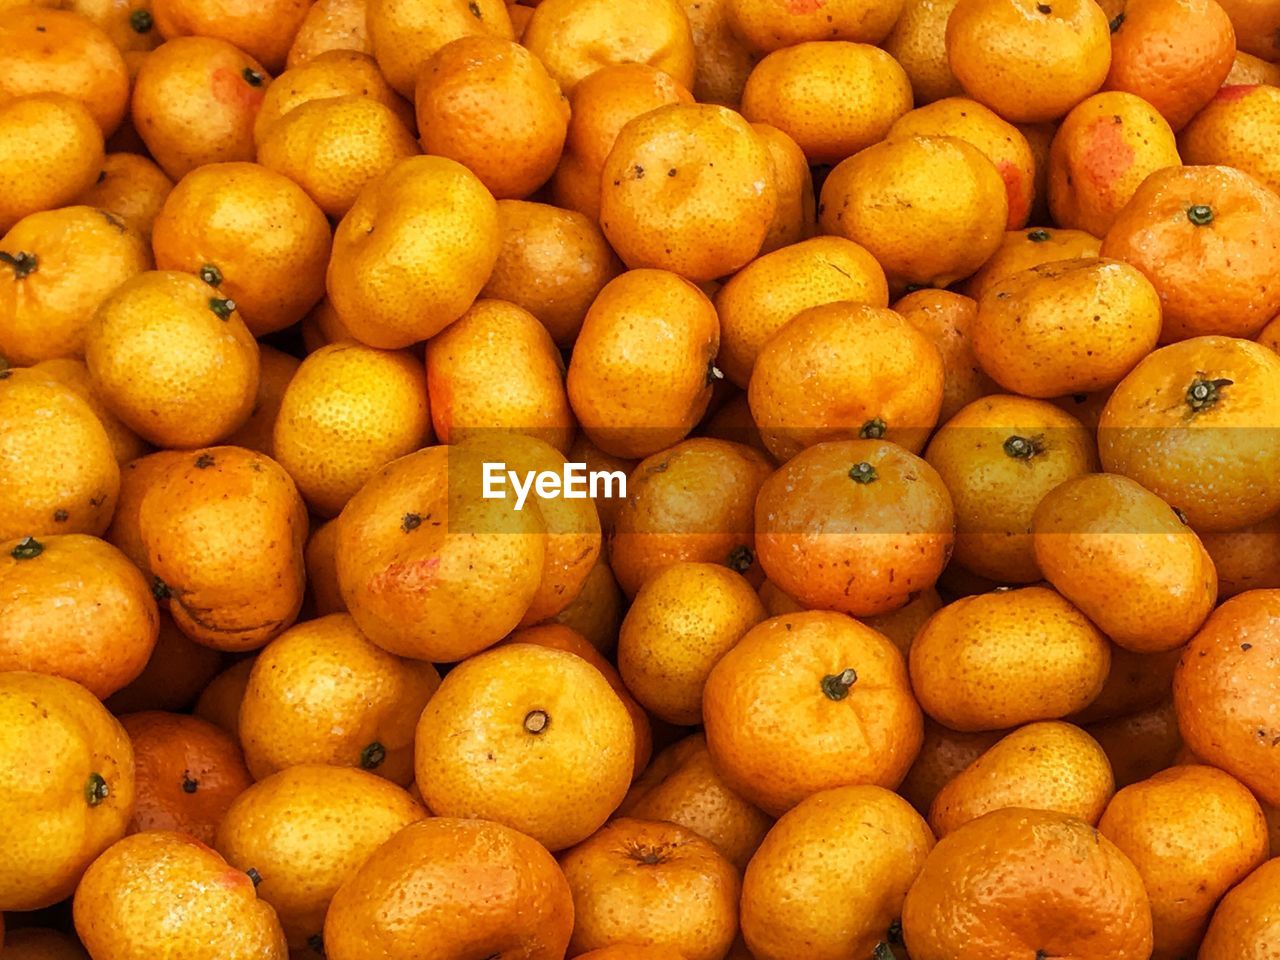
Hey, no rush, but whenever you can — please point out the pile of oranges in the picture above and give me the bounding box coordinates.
[2,0,1280,956]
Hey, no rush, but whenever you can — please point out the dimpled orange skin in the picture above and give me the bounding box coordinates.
[415,37,568,200]
[108,610,224,716]
[1201,513,1280,598]
[740,41,913,164]
[1100,164,1280,342]
[902,808,1154,960]
[131,37,270,181]
[120,711,252,845]
[301,518,345,618]
[819,136,1008,289]
[899,720,1005,814]
[415,644,635,851]
[274,342,430,517]
[883,0,964,104]
[728,0,904,50]
[139,446,307,651]
[1069,644,1184,724]
[0,672,134,912]
[64,0,162,64]
[929,721,1115,837]
[889,97,1037,229]
[480,200,622,348]
[546,553,625,653]
[215,766,425,950]
[426,299,572,453]
[599,103,777,282]
[0,205,150,366]
[1200,857,1280,959]
[73,831,286,959]
[618,732,772,871]
[568,270,719,459]
[681,0,757,107]
[910,586,1112,732]
[617,561,767,726]
[369,0,514,96]
[523,0,695,94]
[192,658,253,740]
[559,818,740,960]
[965,226,1102,300]
[0,372,119,542]
[25,358,145,467]
[0,8,129,135]
[755,440,955,618]
[608,438,773,598]
[715,236,888,388]
[1087,699,1184,788]
[753,122,816,253]
[1227,51,1280,83]
[749,302,945,460]
[103,450,185,572]
[740,785,933,960]
[1182,84,1280,197]
[946,0,1112,123]
[223,344,300,459]
[0,94,104,234]
[239,613,441,784]
[327,155,500,349]
[1099,765,1268,960]
[1099,336,1280,531]
[74,153,173,243]
[1217,0,1280,59]
[861,587,944,655]
[0,534,158,698]
[323,817,573,960]
[150,0,308,71]
[1033,473,1218,652]
[286,0,371,66]
[893,290,998,424]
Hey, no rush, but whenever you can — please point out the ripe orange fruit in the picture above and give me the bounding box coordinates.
[223,344,300,458]
[151,0,308,71]
[302,517,346,615]
[286,0,371,67]
[10,361,148,467]
[740,785,932,960]
[192,657,254,741]
[902,808,1153,959]
[702,610,923,816]
[883,0,964,104]
[1200,513,1280,598]
[1199,857,1280,958]
[965,226,1102,300]
[681,0,757,107]
[0,94,104,234]
[368,0,514,96]
[1086,699,1184,788]
[1215,0,1280,59]
[753,122,815,253]
[104,449,184,571]
[560,818,739,960]
[728,0,904,50]
[1227,50,1280,83]
[546,553,625,653]
[323,817,573,960]
[74,152,174,241]
[66,0,163,68]
[740,41,913,163]
[899,720,1004,814]
[1181,84,1280,196]
[108,613,224,715]
[892,289,997,424]
[1070,643,1184,724]
[0,671,134,911]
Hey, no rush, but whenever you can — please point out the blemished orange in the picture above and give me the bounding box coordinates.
[902,808,1154,960]
[681,0,757,107]
[753,122,816,253]
[1199,857,1280,959]
[965,225,1102,301]
[74,153,174,241]
[286,0,372,67]
[0,205,151,365]
[740,41,913,164]
[322,817,573,960]
[598,103,777,282]
[910,586,1112,731]
[741,785,933,960]
[151,0,308,71]
[326,155,501,349]
[1099,764,1269,960]
[0,94,104,234]
[727,0,904,50]
[130,36,270,181]
[1200,513,1280,598]
[946,0,1112,123]
[883,0,964,104]
[559,818,740,960]
[819,135,1008,289]
[892,289,997,424]
[899,720,1005,814]
[521,0,696,94]
[702,610,924,817]
[120,710,252,846]
[0,671,134,911]
[1181,84,1280,198]
[754,440,955,618]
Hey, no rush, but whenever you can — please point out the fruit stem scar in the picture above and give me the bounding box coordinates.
[200,264,222,286]
[10,536,42,560]
[821,668,857,700]
[181,773,198,793]
[246,867,263,886]
[523,709,550,734]
[1186,377,1232,411]
[85,772,109,806]
[242,68,264,87]
[401,512,422,532]
[726,544,755,573]
[1003,434,1041,459]
[848,461,878,484]
[860,418,887,439]
[360,741,386,769]
[209,297,237,320]
[1187,204,1214,226]
[129,8,152,32]
[151,576,171,600]
[1108,11,1124,30]
[0,251,37,278]
[1026,229,1051,242]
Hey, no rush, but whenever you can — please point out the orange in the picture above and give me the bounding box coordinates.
[1216,0,1280,60]
[1069,643,1184,724]
[753,122,816,253]
[740,41,913,164]
[0,94,104,234]
[1181,84,1280,197]
[819,135,1008,289]
[286,0,372,67]
[898,720,1004,814]
[728,0,903,50]
[302,517,345,616]
[1199,857,1280,958]
[910,586,1112,731]
[680,0,757,107]
[888,97,1037,228]
[67,0,163,66]
[1048,92,1182,236]
[1175,590,1280,805]
[946,0,1112,122]
[1099,163,1280,341]
[545,553,625,653]
[74,152,173,241]
[1098,336,1280,530]
[892,289,996,424]
[701,390,770,455]
[0,8,129,135]
[367,0,512,96]
[23,356,148,466]
[326,155,500,349]
[299,297,356,352]
[1227,50,1280,84]
[1020,119,1058,220]
[107,612,223,715]
[120,710,251,845]
[322,817,573,960]
[239,613,441,784]
[1200,512,1280,597]
[1099,764,1268,959]
[749,302,944,459]
[215,766,424,950]
[702,610,923,816]
[755,440,955,617]
[599,103,777,281]
[130,37,270,181]
[151,0,307,71]
[0,533,157,698]
[561,433,637,531]
[103,449,184,572]
[902,808,1153,960]
[522,0,695,94]
[740,785,933,960]
[0,671,134,911]
[73,832,286,959]
[224,344,300,458]
[192,657,253,740]
[964,225,1102,301]
[1086,699,1184,788]
[882,0,964,104]
[861,587,945,655]
[559,818,740,960]
[0,205,150,365]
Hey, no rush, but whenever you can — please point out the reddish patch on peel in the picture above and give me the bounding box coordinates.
[210,67,266,112]
[996,160,1030,228]
[371,556,441,594]
[786,0,825,12]
[1080,116,1136,188]
[1215,84,1258,103]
